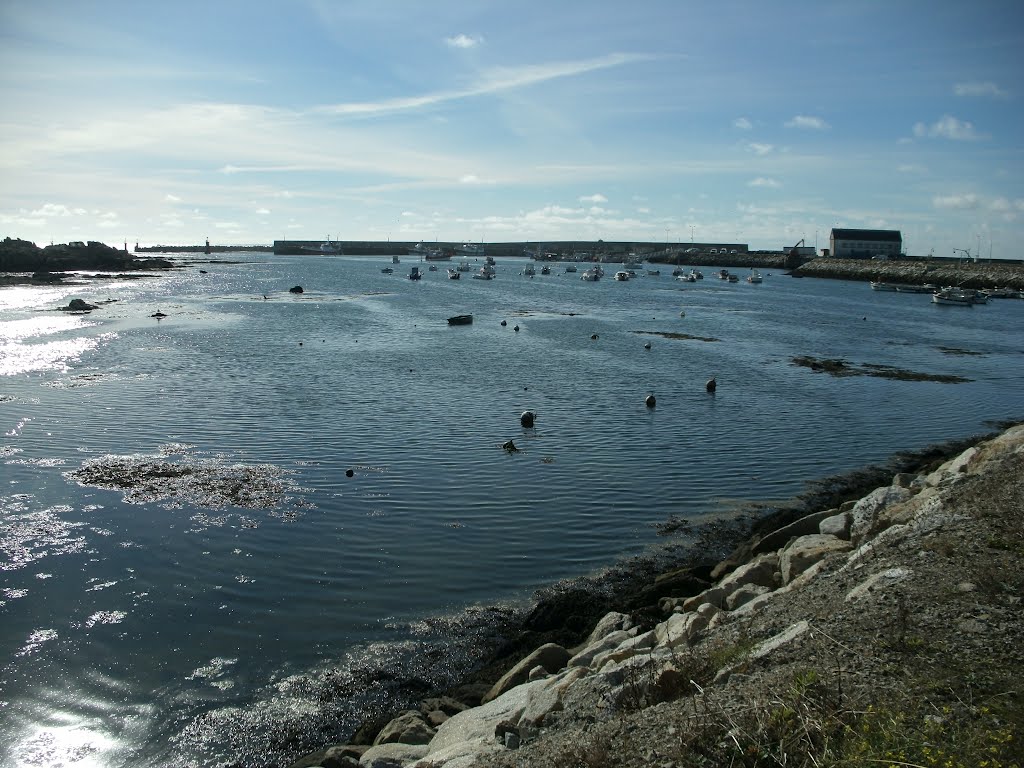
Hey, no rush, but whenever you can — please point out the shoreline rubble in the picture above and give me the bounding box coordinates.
[288,423,1024,768]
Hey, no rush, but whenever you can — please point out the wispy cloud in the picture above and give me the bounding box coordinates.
[445,34,483,49]
[746,142,774,156]
[914,115,986,140]
[316,53,654,116]
[580,193,608,203]
[933,193,979,210]
[733,117,752,130]
[953,81,1008,99]
[748,177,781,188]
[785,115,829,130]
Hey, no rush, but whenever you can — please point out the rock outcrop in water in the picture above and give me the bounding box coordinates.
[0,237,173,279]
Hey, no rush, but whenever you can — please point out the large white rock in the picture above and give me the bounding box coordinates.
[780,534,853,584]
[359,741,429,767]
[849,486,913,544]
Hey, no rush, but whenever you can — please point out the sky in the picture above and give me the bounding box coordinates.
[1,0,1022,256]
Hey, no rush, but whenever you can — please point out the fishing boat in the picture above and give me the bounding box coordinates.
[472,264,495,280]
[931,287,974,306]
[747,269,763,284]
[409,266,422,280]
[523,264,536,276]
[447,268,461,280]
[614,270,630,281]
[381,267,394,274]
[580,267,601,281]
[447,314,473,325]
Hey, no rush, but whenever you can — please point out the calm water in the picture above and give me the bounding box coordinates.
[2,254,1023,766]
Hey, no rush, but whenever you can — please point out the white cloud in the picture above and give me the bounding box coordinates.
[746,142,773,156]
[164,194,182,203]
[733,117,752,130]
[913,115,986,140]
[953,81,1008,99]
[255,207,271,215]
[748,177,781,188]
[785,115,829,130]
[580,193,608,203]
[31,203,81,217]
[445,34,483,49]
[933,193,979,210]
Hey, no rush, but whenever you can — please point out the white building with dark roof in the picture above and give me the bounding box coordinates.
[829,229,902,259]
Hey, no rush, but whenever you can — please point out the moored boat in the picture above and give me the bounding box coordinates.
[747,269,763,283]
[931,287,974,306]
[447,314,473,325]
[447,268,460,279]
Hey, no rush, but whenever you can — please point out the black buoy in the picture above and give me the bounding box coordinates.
[644,342,651,350]
[520,410,535,428]
[513,325,520,332]
[502,440,519,453]
[706,377,717,393]
[345,468,354,478]
[500,320,507,326]
[591,334,599,340]
[645,394,656,408]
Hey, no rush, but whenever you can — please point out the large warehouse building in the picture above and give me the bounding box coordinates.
[829,229,902,259]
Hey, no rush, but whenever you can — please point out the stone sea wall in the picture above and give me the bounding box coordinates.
[793,257,1024,290]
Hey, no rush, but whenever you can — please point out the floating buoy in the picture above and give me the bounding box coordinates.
[645,394,656,408]
[502,439,519,453]
[591,334,599,340]
[706,377,717,393]
[513,325,520,332]
[345,469,354,478]
[500,320,507,326]
[679,310,686,318]
[644,342,651,350]
[520,410,535,428]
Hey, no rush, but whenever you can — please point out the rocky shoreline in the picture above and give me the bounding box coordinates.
[283,424,1023,768]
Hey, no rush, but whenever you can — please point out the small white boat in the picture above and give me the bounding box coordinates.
[676,272,696,282]
[472,264,495,280]
[747,269,763,284]
[580,268,601,281]
[870,281,901,291]
[932,287,973,305]
[447,268,461,279]
[614,270,630,281]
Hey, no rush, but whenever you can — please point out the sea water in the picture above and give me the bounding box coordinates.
[2,254,1022,766]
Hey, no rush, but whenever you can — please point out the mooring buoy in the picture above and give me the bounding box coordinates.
[706,377,717,393]
[520,410,535,428]
[645,394,656,408]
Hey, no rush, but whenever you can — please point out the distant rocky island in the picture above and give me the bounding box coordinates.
[0,237,175,285]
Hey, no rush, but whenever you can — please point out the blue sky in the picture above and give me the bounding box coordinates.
[1,0,1022,256]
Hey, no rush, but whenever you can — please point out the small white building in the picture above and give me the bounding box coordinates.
[829,229,902,259]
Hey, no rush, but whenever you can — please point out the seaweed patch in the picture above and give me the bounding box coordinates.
[791,356,970,383]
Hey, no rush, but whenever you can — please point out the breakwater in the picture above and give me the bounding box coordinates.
[793,257,1024,290]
